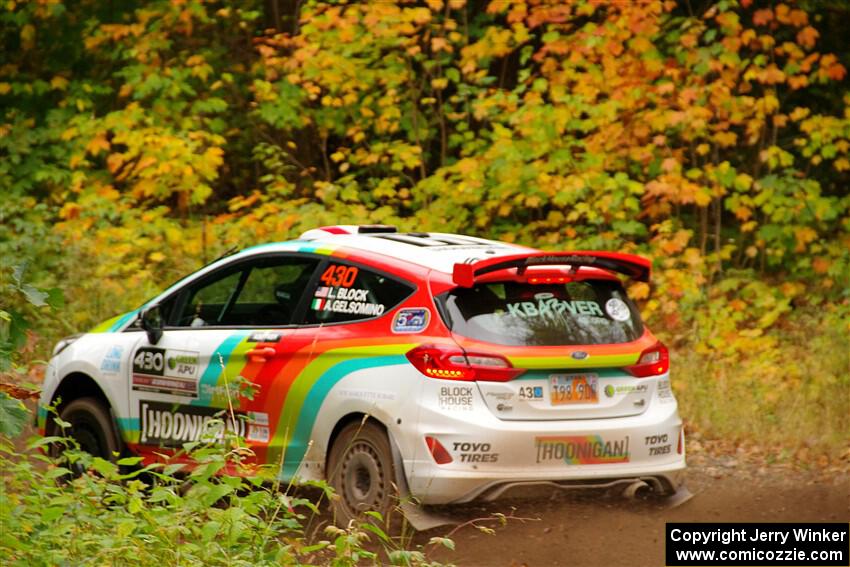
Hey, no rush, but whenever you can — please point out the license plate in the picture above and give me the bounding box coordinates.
[549,374,598,405]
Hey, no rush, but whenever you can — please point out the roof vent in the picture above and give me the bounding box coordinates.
[299,224,398,240]
[357,224,398,234]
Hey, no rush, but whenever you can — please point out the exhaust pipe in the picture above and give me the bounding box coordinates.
[622,480,652,499]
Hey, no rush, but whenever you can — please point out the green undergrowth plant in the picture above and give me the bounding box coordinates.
[0,415,455,566]
[668,306,850,459]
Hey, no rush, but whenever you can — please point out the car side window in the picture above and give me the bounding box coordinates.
[304,262,413,325]
[170,256,319,327]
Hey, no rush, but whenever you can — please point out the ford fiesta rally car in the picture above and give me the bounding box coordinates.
[40,225,685,521]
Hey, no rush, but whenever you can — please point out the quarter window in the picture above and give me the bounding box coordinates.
[304,263,413,324]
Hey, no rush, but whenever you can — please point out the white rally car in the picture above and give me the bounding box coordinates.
[40,225,685,521]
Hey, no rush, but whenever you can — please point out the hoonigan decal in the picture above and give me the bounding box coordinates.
[535,435,630,465]
[139,401,247,446]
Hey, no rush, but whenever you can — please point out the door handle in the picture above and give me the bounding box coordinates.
[247,347,277,363]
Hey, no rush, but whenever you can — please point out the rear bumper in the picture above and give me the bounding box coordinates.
[410,457,686,504]
[406,384,685,505]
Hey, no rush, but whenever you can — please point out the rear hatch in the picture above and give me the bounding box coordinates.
[439,277,656,420]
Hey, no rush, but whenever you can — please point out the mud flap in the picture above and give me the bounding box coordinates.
[389,434,458,531]
[660,483,694,509]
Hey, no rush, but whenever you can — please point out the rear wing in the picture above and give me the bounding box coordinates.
[452,251,651,287]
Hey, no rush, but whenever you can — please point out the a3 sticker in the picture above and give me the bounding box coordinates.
[132,347,200,398]
[518,385,544,400]
[392,308,430,333]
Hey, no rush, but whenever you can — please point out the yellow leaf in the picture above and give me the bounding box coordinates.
[149,252,166,263]
[86,135,110,156]
[20,24,35,49]
[431,78,448,90]
[0,82,10,95]
[50,76,69,91]
[694,187,712,207]
[629,282,650,300]
[789,107,810,121]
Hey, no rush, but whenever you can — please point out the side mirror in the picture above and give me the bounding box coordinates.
[140,306,163,345]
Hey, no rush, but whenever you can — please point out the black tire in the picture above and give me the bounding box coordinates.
[327,420,397,526]
[56,397,120,462]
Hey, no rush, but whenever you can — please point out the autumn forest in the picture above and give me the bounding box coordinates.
[2,0,849,455]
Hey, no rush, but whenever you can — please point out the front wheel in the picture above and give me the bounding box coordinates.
[55,397,120,462]
[327,420,397,526]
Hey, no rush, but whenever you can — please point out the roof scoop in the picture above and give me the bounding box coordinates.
[300,225,398,240]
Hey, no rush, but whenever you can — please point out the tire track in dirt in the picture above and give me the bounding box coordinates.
[416,459,849,567]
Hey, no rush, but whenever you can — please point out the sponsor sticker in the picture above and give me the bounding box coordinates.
[604,383,649,397]
[247,332,282,343]
[506,298,605,319]
[247,411,269,426]
[645,434,672,456]
[452,441,499,463]
[517,385,544,400]
[337,389,397,402]
[247,425,270,443]
[139,401,246,446]
[438,386,473,411]
[392,308,430,333]
[605,297,631,321]
[132,347,200,397]
[535,435,630,464]
[100,345,123,374]
[657,377,674,402]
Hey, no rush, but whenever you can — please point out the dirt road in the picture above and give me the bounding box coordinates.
[415,446,850,567]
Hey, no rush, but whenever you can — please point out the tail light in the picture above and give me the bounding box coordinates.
[406,344,525,382]
[425,436,453,465]
[677,427,684,455]
[625,342,669,377]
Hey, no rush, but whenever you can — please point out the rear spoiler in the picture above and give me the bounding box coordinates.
[452,251,651,287]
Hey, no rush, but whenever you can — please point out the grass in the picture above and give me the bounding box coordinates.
[671,314,850,459]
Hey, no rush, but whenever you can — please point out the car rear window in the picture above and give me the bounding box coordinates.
[439,280,643,346]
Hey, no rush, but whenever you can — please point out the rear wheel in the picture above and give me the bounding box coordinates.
[55,397,120,463]
[327,420,396,525]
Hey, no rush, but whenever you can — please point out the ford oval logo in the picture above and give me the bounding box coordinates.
[571,351,589,360]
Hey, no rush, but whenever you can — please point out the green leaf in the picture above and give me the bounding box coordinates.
[21,284,49,307]
[201,483,234,507]
[45,467,73,479]
[0,393,30,437]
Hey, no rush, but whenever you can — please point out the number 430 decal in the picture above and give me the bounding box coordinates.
[133,347,165,375]
[320,264,358,288]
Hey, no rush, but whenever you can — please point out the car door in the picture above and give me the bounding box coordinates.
[126,253,321,460]
[259,258,419,480]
